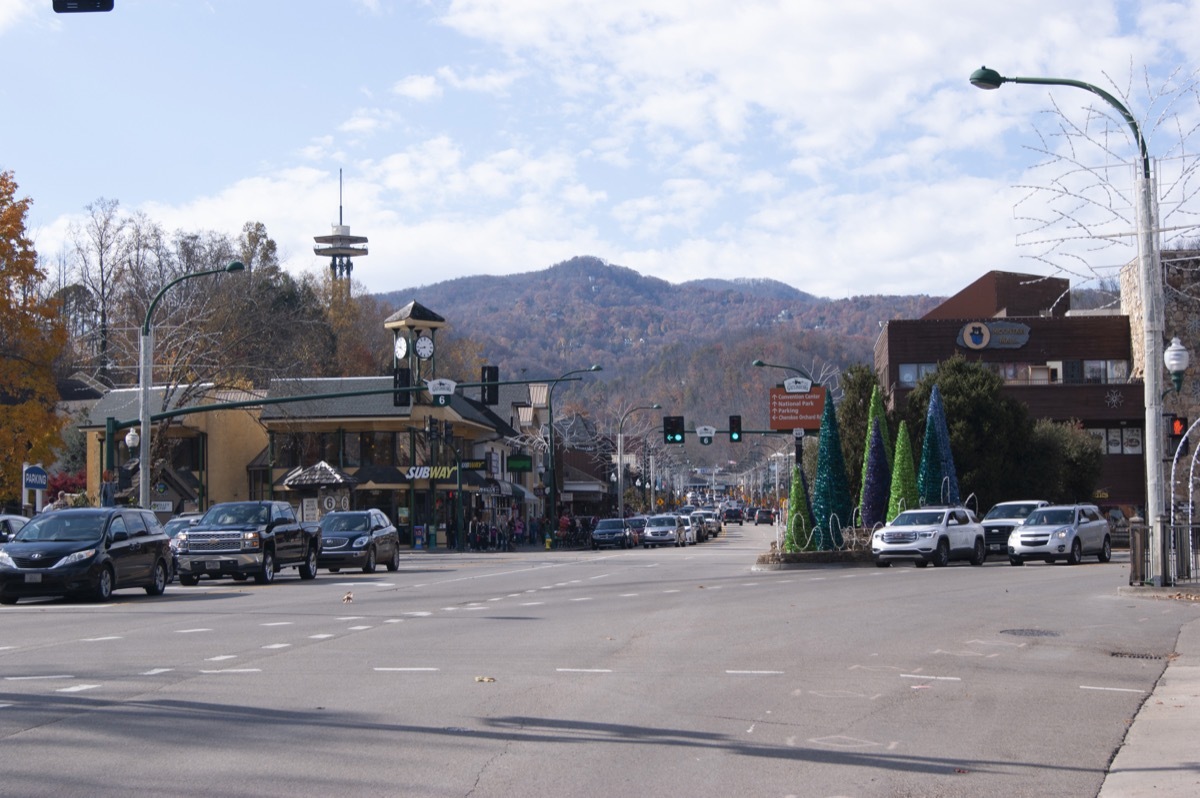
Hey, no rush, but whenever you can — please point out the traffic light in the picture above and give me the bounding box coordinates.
[392,367,411,407]
[481,365,499,405]
[1170,415,1190,456]
[729,415,742,442]
[663,416,685,444]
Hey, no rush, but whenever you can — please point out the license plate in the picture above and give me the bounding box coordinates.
[206,560,222,570]
[989,544,1003,551]
[25,573,42,583]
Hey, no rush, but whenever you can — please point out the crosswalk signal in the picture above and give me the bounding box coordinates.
[481,365,499,405]
[729,415,742,442]
[663,416,685,444]
[1170,415,1189,456]
[393,367,411,407]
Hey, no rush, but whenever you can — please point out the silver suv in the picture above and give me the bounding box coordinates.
[872,506,986,568]
[1007,503,1112,566]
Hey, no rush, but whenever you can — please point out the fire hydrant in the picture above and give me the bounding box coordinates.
[545,532,552,550]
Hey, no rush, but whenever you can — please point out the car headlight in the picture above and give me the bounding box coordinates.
[0,550,14,568]
[54,548,98,568]
[242,531,261,550]
[352,535,370,548]
[1054,528,1071,539]
[918,531,935,539]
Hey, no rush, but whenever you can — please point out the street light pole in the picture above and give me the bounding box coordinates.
[545,365,602,525]
[617,403,661,520]
[969,66,1168,583]
[138,261,245,509]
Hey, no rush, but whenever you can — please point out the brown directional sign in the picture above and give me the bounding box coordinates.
[768,386,825,431]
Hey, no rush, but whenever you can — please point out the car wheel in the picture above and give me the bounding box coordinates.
[1067,538,1083,565]
[969,538,986,566]
[386,545,400,572]
[144,560,168,596]
[299,544,318,580]
[1009,556,1024,566]
[362,547,377,574]
[932,539,950,567]
[0,594,18,605]
[875,560,891,568]
[179,574,200,586]
[1098,536,1112,563]
[254,549,276,584]
[93,566,114,601]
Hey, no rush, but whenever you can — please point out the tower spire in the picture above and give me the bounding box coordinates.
[313,168,367,281]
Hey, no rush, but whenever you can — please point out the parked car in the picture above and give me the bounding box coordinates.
[0,507,173,604]
[871,506,986,568]
[689,511,708,543]
[980,500,1049,555]
[722,507,743,526]
[642,514,683,548]
[318,509,401,572]
[591,517,633,550]
[754,508,775,525]
[625,516,645,546]
[701,510,723,538]
[162,512,202,578]
[0,513,29,543]
[1008,503,1112,566]
[174,500,320,585]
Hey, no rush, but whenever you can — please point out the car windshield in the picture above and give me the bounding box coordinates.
[891,511,946,526]
[983,503,1039,521]
[162,518,194,537]
[320,514,370,532]
[1027,509,1075,526]
[628,518,646,530]
[15,513,106,543]
[201,503,270,526]
[648,516,676,526]
[595,520,623,530]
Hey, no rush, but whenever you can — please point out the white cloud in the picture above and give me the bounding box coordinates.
[392,74,442,100]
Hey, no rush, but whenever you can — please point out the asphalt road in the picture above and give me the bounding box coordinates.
[2,523,1197,798]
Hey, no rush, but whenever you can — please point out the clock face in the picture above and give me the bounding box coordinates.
[393,335,407,360]
[415,335,435,360]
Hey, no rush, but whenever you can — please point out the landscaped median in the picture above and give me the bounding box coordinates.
[755,528,875,569]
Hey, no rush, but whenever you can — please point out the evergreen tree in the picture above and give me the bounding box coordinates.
[860,419,890,529]
[785,464,815,552]
[812,397,851,549]
[859,385,892,513]
[887,421,919,521]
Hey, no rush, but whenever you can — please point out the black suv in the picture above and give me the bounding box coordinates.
[0,507,173,604]
[723,507,743,525]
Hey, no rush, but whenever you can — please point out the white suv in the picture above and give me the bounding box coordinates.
[981,500,1049,556]
[872,507,986,568]
[1007,503,1112,566]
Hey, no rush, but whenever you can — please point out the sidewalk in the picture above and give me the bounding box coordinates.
[1098,589,1200,797]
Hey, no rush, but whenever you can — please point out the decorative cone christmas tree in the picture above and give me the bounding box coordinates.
[785,464,815,552]
[918,384,960,506]
[812,397,851,549]
[887,420,919,521]
[859,419,890,529]
[859,385,893,512]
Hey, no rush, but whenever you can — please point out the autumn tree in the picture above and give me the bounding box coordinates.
[0,171,67,505]
[70,197,127,384]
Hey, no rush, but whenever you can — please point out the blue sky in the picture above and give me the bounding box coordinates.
[4,0,1200,298]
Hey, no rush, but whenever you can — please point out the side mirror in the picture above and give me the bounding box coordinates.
[111,530,129,543]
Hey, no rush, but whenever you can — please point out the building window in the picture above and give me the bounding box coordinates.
[898,363,936,387]
[1084,361,1107,384]
[1088,427,1141,455]
[359,432,395,467]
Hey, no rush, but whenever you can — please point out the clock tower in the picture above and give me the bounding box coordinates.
[383,301,447,395]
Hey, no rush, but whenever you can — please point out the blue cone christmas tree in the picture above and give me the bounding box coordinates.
[812,397,851,549]
[859,385,893,512]
[917,384,959,505]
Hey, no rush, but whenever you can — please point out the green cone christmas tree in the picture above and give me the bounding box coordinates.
[887,420,919,521]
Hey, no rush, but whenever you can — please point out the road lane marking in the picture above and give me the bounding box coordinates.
[5,675,72,681]
[619,593,639,597]
[726,670,784,675]
[375,667,438,672]
[663,589,680,593]
[1080,685,1145,693]
[262,643,292,649]
[403,611,432,617]
[199,668,262,674]
[557,668,612,673]
[570,597,592,602]
[206,656,237,661]
[82,636,122,642]
[261,622,293,627]
[900,674,961,681]
[520,602,544,606]
[57,684,100,693]
[141,668,173,675]
[348,625,372,630]
[309,634,335,639]
[176,628,212,634]
[337,616,364,620]
[384,619,402,624]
